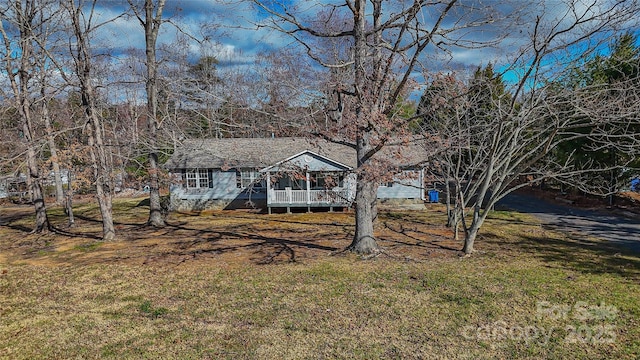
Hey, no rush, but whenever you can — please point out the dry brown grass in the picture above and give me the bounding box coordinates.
[0,198,462,267]
[0,198,639,359]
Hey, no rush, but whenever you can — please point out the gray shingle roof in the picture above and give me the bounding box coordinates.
[165,137,429,170]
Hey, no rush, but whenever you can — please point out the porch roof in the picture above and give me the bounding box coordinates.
[260,150,352,173]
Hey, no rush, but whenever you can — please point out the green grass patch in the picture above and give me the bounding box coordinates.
[72,242,102,252]
[138,299,169,319]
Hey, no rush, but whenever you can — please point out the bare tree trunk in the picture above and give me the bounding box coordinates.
[42,90,65,204]
[66,0,115,240]
[21,86,49,233]
[445,180,452,226]
[136,0,167,227]
[25,139,49,232]
[65,172,75,228]
[348,178,379,254]
[1,0,50,232]
[462,205,481,254]
[147,149,165,226]
[346,1,379,254]
[462,225,479,254]
[85,117,116,240]
[462,203,494,255]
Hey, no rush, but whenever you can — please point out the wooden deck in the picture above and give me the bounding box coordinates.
[267,188,351,212]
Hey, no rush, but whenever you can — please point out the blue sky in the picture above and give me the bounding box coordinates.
[91,1,511,69]
[92,0,291,66]
[55,0,626,107]
[3,0,637,99]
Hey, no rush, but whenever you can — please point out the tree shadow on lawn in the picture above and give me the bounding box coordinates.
[1,206,484,266]
[72,213,151,228]
[482,230,640,281]
[0,207,102,240]
[379,220,460,254]
[0,207,38,233]
[208,212,355,228]
[153,221,344,265]
[46,216,350,266]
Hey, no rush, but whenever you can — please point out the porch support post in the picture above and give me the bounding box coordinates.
[306,172,311,206]
[266,172,271,206]
[420,168,426,201]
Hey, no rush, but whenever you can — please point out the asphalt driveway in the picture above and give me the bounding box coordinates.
[498,192,640,254]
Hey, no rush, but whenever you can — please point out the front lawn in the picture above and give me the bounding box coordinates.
[0,198,638,359]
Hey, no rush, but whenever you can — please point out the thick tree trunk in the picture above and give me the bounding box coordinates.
[90,112,115,240]
[143,0,166,227]
[96,190,115,240]
[462,205,489,255]
[345,1,379,255]
[87,109,116,241]
[86,118,116,241]
[21,96,49,233]
[348,178,380,254]
[462,206,480,254]
[462,225,478,255]
[147,150,165,226]
[26,145,49,233]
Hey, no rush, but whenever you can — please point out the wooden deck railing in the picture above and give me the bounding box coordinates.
[269,188,349,205]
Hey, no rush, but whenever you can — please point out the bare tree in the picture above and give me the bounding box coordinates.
[249,0,503,254]
[419,1,640,255]
[128,0,167,227]
[62,0,117,240]
[0,0,52,232]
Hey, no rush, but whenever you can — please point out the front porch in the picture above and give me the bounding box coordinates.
[265,171,353,214]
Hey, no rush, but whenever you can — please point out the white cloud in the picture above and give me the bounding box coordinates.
[82,0,639,89]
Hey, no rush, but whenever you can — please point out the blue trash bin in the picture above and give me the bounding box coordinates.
[428,189,439,203]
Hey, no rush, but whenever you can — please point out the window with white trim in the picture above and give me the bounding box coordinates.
[184,168,209,189]
[198,169,209,188]
[236,169,263,189]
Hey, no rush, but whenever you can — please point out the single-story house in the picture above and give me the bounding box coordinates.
[165,137,428,213]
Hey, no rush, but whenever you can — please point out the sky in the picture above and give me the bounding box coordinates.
[92,0,507,69]
[92,0,287,67]
[87,0,640,80]
[2,0,638,99]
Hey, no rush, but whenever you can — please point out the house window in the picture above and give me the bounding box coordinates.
[273,176,304,190]
[312,173,344,189]
[186,170,197,188]
[236,169,263,189]
[198,169,209,188]
[185,169,209,189]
